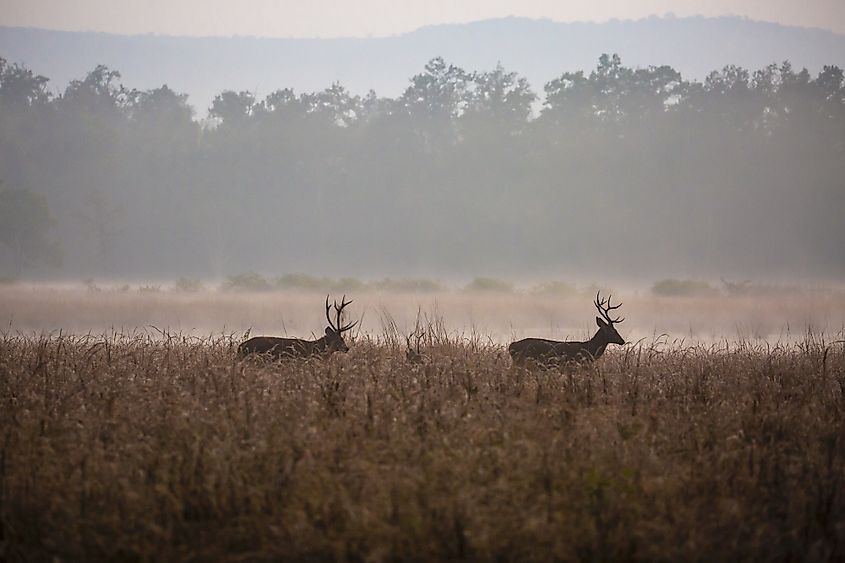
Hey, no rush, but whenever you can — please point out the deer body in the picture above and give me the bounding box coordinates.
[238,296,357,360]
[509,328,616,366]
[509,292,626,367]
[238,329,348,360]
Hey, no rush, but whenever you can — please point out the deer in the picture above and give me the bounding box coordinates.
[238,295,358,360]
[509,292,626,366]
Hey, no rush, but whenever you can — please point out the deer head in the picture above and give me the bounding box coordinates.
[594,291,625,345]
[324,295,358,352]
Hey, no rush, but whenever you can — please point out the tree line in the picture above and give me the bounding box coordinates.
[0,54,843,280]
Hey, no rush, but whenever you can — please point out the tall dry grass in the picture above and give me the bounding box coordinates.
[1,327,844,561]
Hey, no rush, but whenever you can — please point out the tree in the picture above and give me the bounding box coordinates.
[255,88,302,117]
[0,58,52,109]
[59,64,127,117]
[302,82,362,127]
[0,184,61,275]
[399,57,471,152]
[817,65,844,102]
[78,189,124,275]
[129,84,194,127]
[542,54,682,128]
[209,90,256,125]
[542,70,595,125]
[462,63,536,134]
[401,57,470,122]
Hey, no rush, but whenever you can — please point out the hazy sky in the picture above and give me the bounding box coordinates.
[2,0,845,37]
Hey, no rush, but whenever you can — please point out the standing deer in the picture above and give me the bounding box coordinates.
[238,295,358,359]
[509,292,625,366]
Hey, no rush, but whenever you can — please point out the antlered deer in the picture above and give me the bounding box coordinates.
[509,292,625,366]
[238,295,357,359]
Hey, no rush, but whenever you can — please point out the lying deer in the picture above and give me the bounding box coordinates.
[238,295,357,360]
[509,292,625,366]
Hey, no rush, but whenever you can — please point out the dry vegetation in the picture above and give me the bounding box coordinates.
[1,286,845,560]
[1,324,844,561]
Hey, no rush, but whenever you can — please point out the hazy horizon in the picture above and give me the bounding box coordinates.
[2,0,845,38]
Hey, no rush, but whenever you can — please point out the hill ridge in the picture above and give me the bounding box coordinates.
[2,15,844,114]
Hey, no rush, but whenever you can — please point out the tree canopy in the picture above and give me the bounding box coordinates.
[0,54,842,280]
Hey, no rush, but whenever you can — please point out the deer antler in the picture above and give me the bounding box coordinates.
[333,295,358,333]
[595,291,625,324]
[325,295,337,331]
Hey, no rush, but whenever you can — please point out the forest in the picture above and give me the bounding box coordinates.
[0,54,843,281]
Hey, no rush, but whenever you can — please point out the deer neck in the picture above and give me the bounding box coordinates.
[586,330,609,359]
[312,335,329,351]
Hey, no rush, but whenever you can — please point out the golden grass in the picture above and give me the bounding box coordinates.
[2,326,844,560]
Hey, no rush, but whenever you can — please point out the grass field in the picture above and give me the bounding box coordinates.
[1,286,844,560]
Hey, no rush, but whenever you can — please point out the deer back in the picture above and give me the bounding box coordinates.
[238,335,327,359]
[508,338,597,366]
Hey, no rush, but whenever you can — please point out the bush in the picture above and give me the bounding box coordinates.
[464,277,513,293]
[172,277,205,292]
[652,279,719,297]
[222,272,273,292]
[530,280,579,296]
[274,274,366,292]
[275,273,327,290]
[371,278,443,292]
[138,284,161,293]
[333,277,367,293]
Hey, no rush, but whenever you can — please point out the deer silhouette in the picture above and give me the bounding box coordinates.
[238,295,357,360]
[509,292,625,366]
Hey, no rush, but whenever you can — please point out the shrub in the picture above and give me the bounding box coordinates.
[172,277,205,292]
[371,278,444,292]
[275,273,326,290]
[464,277,514,293]
[334,277,367,292]
[652,279,719,297]
[274,274,366,292]
[530,280,579,296]
[84,279,100,292]
[222,272,273,291]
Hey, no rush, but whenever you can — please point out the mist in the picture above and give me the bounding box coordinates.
[1,40,844,288]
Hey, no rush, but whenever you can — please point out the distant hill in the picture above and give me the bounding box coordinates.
[2,15,845,116]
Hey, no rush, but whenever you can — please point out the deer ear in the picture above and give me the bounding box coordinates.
[325,326,332,335]
[596,317,608,328]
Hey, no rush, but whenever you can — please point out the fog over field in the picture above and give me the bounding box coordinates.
[1,22,844,287]
[2,284,844,345]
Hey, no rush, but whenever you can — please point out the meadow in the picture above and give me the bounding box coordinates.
[1,285,844,560]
